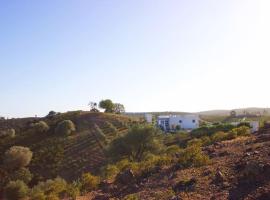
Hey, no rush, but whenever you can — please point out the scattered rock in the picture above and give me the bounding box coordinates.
[170,195,181,200]
[202,169,212,176]
[173,178,197,193]
[254,150,260,154]
[93,194,110,200]
[245,152,251,157]
[219,150,230,157]
[214,170,226,184]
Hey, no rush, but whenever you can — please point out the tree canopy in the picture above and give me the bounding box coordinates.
[106,125,163,162]
[99,99,114,113]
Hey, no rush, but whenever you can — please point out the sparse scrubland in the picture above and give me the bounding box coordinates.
[0,110,269,200]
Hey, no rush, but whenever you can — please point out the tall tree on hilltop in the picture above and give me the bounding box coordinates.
[99,99,114,113]
[113,103,125,114]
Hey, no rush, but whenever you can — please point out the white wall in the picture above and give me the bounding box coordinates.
[169,115,199,130]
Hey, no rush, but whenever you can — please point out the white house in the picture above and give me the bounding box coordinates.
[157,114,200,131]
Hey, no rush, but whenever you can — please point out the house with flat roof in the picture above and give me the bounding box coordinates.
[157,114,199,131]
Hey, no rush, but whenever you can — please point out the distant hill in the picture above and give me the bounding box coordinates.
[126,107,270,117]
[197,107,270,116]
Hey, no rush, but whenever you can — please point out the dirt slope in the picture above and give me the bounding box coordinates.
[86,133,270,200]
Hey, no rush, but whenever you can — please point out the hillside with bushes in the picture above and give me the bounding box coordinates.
[1,110,270,200]
[0,111,139,197]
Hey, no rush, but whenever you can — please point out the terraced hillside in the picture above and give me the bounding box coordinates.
[0,111,138,182]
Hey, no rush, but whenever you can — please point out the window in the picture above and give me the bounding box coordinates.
[192,120,196,123]
[179,120,182,123]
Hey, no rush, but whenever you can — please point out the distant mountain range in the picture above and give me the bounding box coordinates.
[126,107,270,117]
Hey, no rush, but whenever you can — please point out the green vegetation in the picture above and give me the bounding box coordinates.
[55,120,76,135]
[191,123,235,138]
[80,172,100,193]
[99,99,125,114]
[99,99,114,113]
[0,128,15,139]
[0,106,255,199]
[106,125,163,162]
[178,144,210,168]
[10,167,33,184]
[30,121,50,133]
[4,180,29,200]
[3,146,33,170]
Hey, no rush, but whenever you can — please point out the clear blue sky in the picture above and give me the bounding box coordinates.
[1,0,270,117]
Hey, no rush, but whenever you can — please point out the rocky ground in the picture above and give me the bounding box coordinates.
[80,132,270,200]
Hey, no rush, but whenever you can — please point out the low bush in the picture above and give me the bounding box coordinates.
[31,121,49,133]
[4,180,29,200]
[187,138,203,147]
[31,177,67,198]
[66,182,81,200]
[211,131,229,142]
[191,124,235,138]
[10,167,33,184]
[0,129,16,139]
[231,126,251,137]
[123,194,140,200]
[4,146,33,170]
[178,145,210,168]
[81,173,100,193]
[102,164,120,179]
[165,145,182,155]
[200,136,212,146]
[55,120,76,135]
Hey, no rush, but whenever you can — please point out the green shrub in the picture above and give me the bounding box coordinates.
[31,121,50,133]
[115,159,139,172]
[102,164,120,179]
[46,194,59,200]
[66,182,81,200]
[0,129,16,138]
[29,190,46,200]
[4,146,33,170]
[165,145,182,155]
[191,123,235,137]
[55,120,76,135]
[231,126,251,137]
[187,138,203,147]
[32,177,67,197]
[200,136,212,146]
[123,194,140,200]
[4,180,29,200]
[156,155,172,166]
[178,145,210,168]
[106,125,163,162]
[211,131,229,142]
[10,167,33,184]
[81,173,100,192]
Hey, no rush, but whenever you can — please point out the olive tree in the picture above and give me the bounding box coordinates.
[107,125,163,162]
[99,99,114,113]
